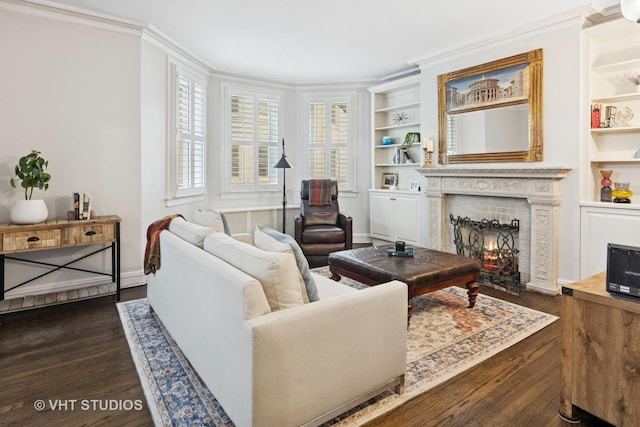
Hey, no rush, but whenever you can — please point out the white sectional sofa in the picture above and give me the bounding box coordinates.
[146,217,408,427]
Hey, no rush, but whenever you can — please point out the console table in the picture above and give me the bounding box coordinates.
[559,272,640,425]
[0,215,121,302]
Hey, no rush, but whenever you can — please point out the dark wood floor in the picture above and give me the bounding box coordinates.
[0,284,614,427]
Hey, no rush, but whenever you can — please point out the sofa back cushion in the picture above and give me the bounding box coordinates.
[253,226,310,303]
[193,209,231,235]
[168,217,215,248]
[254,226,319,302]
[204,232,304,311]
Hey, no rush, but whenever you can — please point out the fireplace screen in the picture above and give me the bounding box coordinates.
[450,214,521,294]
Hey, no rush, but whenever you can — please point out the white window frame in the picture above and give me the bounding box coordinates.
[221,82,283,194]
[301,92,357,192]
[166,58,208,206]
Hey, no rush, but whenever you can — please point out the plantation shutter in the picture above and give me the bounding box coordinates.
[305,96,351,188]
[227,87,281,191]
[330,101,349,185]
[230,95,254,186]
[176,74,206,192]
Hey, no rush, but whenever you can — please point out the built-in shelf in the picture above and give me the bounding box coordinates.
[591,92,640,103]
[374,122,420,131]
[591,58,640,74]
[590,158,640,163]
[590,126,640,134]
[374,162,422,167]
[580,201,640,209]
[374,102,420,113]
[581,17,640,283]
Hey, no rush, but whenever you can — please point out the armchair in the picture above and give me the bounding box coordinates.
[295,180,352,265]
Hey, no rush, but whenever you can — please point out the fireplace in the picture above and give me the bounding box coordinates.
[417,167,571,295]
[450,214,522,294]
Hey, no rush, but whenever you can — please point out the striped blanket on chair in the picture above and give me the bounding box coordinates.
[308,179,333,206]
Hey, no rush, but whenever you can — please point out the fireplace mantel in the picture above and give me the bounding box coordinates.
[416,167,571,178]
[417,166,572,294]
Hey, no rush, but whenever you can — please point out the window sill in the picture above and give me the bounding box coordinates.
[165,194,206,207]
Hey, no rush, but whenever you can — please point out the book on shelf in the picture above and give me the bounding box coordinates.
[71,192,93,220]
[604,105,617,128]
[591,104,601,129]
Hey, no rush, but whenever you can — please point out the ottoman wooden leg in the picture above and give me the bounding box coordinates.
[330,271,341,281]
[466,281,480,308]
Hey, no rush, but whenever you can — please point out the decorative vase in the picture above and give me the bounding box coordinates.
[10,199,48,224]
[612,182,633,204]
[600,170,613,202]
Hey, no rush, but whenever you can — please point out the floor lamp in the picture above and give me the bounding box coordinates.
[273,138,292,233]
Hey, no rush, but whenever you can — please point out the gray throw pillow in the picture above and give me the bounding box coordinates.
[257,225,319,302]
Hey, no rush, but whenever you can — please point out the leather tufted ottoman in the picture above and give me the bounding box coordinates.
[329,246,480,319]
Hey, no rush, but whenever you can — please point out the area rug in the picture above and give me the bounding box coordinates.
[117,267,557,426]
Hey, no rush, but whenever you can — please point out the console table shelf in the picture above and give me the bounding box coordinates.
[0,215,121,302]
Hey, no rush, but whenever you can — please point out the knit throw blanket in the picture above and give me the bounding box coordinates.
[143,214,183,275]
[308,179,333,206]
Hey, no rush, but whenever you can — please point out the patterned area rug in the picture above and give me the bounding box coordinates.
[117,267,557,426]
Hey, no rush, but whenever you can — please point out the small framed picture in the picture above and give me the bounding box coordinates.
[381,172,399,189]
[409,181,420,191]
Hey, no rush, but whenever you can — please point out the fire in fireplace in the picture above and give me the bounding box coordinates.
[450,214,522,294]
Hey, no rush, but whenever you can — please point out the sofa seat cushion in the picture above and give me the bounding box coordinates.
[204,232,304,311]
[312,272,357,299]
[168,217,216,248]
[254,226,319,302]
[301,225,346,244]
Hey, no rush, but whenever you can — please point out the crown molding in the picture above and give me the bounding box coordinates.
[0,0,144,36]
[409,7,584,68]
[141,25,214,74]
[1,0,216,73]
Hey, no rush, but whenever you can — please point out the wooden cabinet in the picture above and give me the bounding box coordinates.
[560,273,640,425]
[369,190,422,246]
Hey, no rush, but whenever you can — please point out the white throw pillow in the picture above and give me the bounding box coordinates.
[168,217,215,248]
[255,226,320,303]
[254,226,310,303]
[204,232,304,311]
[193,209,230,234]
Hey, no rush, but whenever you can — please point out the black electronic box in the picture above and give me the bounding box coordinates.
[606,243,640,299]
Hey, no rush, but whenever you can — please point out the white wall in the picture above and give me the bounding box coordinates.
[417,18,582,285]
[0,6,143,297]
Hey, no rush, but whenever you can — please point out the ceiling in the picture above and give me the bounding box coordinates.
[45,0,604,84]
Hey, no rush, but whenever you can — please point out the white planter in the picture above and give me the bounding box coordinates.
[10,199,49,224]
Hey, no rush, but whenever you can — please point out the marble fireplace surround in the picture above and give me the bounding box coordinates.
[417,167,571,295]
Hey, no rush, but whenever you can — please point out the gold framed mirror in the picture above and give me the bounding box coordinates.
[437,48,543,164]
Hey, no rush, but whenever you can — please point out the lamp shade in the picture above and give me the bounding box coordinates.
[622,0,640,23]
[274,155,292,169]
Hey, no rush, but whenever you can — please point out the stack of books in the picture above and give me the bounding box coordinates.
[72,192,93,220]
[591,103,617,128]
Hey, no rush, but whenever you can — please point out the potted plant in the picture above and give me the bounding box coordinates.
[9,150,51,224]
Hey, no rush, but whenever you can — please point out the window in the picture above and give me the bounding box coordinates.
[223,83,282,192]
[167,59,207,204]
[302,93,356,191]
